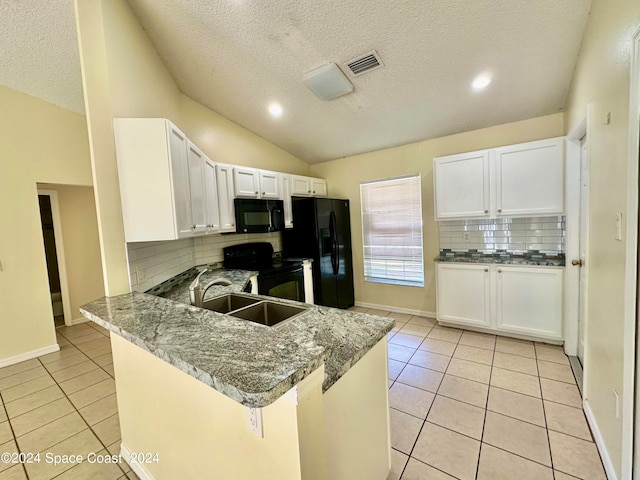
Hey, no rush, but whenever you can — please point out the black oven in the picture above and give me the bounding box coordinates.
[234,199,284,234]
[224,242,305,302]
[257,264,305,302]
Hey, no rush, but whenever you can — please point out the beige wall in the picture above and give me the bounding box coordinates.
[180,95,311,176]
[310,113,564,313]
[0,86,93,361]
[564,0,640,476]
[54,186,105,321]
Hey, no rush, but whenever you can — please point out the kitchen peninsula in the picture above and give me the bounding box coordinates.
[80,269,393,480]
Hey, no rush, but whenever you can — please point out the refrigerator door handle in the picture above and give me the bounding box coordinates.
[330,211,339,275]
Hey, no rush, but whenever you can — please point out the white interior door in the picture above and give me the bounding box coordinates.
[578,136,589,365]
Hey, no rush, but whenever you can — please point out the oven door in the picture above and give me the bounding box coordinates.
[258,266,305,302]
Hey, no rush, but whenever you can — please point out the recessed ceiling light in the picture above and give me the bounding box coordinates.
[268,102,283,118]
[471,73,492,91]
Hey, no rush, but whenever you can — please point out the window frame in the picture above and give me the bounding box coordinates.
[360,174,425,288]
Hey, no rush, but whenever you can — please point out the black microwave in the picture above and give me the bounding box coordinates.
[234,198,285,233]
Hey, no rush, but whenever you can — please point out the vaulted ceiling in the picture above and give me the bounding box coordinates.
[1,0,591,163]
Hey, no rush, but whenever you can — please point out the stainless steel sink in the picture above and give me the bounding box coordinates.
[229,301,308,327]
[200,294,307,327]
[201,294,260,314]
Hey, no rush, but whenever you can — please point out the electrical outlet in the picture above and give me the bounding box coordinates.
[463,232,470,242]
[136,266,146,283]
[247,407,263,437]
[613,389,620,418]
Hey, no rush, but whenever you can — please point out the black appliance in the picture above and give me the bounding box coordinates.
[283,197,354,309]
[233,198,284,234]
[223,242,305,302]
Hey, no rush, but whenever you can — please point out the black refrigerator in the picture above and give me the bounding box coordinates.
[282,197,355,309]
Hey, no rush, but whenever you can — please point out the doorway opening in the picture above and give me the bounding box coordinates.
[37,190,71,327]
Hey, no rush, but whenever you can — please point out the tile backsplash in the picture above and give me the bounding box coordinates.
[128,232,281,292]
[439,216,565,253]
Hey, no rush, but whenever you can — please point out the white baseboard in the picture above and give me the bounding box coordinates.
[69,317,89,326]
[120,443,155,480]
[584,400,617,480]
[354,301,436,319]
[0,344,60,368]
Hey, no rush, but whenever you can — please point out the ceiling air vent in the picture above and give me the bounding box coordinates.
[345,50,384,77]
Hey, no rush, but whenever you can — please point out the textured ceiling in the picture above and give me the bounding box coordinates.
[127,0,591,163]
[0,1,591,163]
[0,0,84,114]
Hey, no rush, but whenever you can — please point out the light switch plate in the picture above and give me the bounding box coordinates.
[615,212,622,241]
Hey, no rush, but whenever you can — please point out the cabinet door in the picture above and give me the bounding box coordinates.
[494,138,564,216]
[234,167,260,198]
[433,150,490,219]
[186,142,208,234]
[281,174,293,228]
[291,175,312,195]
[259,170,280,199]
[311,178,327,197]
[436,263,491,328]
[167,123,193,238]
[495,266,563,339]
[204,160,221,233]
[216,164,236,232]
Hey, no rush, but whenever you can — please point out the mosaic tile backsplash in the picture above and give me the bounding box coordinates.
[439,216,565,253]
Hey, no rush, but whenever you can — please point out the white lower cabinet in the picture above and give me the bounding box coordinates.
[495,265,563,339]
[436,264,491,328]
[436,263,563,341]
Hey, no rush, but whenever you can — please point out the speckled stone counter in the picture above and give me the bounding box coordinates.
[435,252,565,267]
[80,277,394,408]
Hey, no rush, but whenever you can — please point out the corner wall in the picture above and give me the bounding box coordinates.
[74,0,311,301]
[310,113,564,314]
[0,86,93,362]
[563,0,640,477]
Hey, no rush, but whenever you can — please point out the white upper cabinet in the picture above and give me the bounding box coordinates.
[310,178,328,196]
[114,118,194,242]
[281,174,293,228]
[186,141,208,235]
[259,170,280,199]
[433,150,490,219]
[203,159,221,233]
[233,167,261,198]
[433,137,564,220]
[216,164,236,233]
[291,175,312,195]
[494,138,564,216]
[291,175,328,197]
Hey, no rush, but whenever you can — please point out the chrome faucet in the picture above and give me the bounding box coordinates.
[189,269,232,307]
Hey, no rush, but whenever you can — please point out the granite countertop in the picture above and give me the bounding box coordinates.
[434,251,565,267]
[80,269,394,408]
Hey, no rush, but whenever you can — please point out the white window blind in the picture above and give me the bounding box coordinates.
[360,174,424,287]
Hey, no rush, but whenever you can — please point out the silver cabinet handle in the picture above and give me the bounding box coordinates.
[484,268,489,272]
[497,209,502,213]
[484,210,489,214]
[308,190,311,193]
[262,192,265,195]
[255,191,259,195]
[191,224,196,229]
[497,269,502,273]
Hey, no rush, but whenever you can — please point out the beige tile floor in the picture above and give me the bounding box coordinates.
[1,313,607,480]
[349,306,607,480]
[0,322,137,480]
